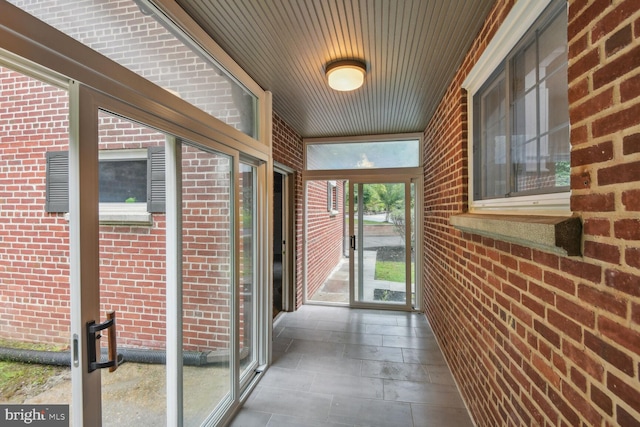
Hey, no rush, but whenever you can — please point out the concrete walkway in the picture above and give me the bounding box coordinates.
[309,233,411,305]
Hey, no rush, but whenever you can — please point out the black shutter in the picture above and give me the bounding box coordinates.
[45,151,69,212]
[147,146,166,213]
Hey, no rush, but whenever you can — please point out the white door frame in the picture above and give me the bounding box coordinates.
[348,179,413,311]
[303,170,422,311]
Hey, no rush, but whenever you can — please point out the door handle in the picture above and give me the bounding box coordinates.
[350,235,356,250]
[86,310,122,373]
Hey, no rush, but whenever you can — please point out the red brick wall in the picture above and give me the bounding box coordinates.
[0,69,71,345]
[272,114,305,308]
[305,180,345,300]
[423,1,640,426]
[272,115,350,308]
[0,66,235,353]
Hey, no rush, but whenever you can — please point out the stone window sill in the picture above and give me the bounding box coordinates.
[64,211,153,226]
[450,213,582,256]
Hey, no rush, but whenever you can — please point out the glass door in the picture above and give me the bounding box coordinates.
[179,142,235,426]
[74,85,264,426]
[96,111,170,426]
[349,181,414,309]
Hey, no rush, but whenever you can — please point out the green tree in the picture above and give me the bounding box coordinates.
[368,183,404,222]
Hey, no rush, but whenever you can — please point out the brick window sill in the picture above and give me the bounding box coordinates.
[450,213,582,256]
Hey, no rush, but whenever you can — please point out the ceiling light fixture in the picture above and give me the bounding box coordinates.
[325,60,366,91]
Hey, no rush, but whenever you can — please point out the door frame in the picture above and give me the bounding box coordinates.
[348,179,413,311]
[273,163,295,314]
[74,84,248,425]
[302,170,422,312]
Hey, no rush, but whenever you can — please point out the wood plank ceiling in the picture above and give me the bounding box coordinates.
[175,0,495,138]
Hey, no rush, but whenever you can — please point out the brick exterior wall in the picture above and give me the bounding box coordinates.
[422,1,640,426]
[305,180,346,301]
[272,114,305,308]
[0,69,71,346]
[271,114,345,306]
[0,66,238,353]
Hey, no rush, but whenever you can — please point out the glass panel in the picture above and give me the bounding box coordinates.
[306,140,420,170]
[181,144,232,425]
[97,113,168,425]
[511,3,568,197]
[542,65,569,132]
[0,66,72,409]
[524,42,538,91]
[8,0,257,138]
[239,163,256,380]
[306,180,348,303]
[549,127,571,189]
[355,183,407,305]
[514,137,541,193]
[99,160,147,203]
[480,77,507,198]
[538,11,567,80]
[410,183,416,308]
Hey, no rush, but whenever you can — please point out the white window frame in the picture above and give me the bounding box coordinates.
[462,0,571,216]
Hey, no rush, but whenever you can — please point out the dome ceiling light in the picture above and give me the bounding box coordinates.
[325,60,367,91]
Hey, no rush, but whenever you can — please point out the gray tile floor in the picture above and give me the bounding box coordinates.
[229,305,474,427]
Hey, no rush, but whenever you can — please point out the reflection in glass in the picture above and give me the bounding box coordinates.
[481,76,507,198]
[9,0,257,137]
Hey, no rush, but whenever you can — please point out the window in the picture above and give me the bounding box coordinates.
[306,139,420,171]
[464,0,569,213]
[99,150,148,204]
[45,147,165,222]
[327,181,339,215]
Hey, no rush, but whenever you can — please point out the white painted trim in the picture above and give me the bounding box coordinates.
[462,0,553,92]
[470,192,572,216]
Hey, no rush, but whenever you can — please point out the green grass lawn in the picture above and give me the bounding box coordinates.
[374,261,415,282]
[351,218,388,225]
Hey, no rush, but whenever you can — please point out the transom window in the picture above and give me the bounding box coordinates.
[306,139,420,171]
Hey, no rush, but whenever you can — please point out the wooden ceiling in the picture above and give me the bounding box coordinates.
[175,0,495,138]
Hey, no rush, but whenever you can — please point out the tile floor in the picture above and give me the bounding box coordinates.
[229,305,474,427]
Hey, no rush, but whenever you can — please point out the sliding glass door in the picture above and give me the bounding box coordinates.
[304,177,417,311]
[349,181,414,310]
[70,84,264,426]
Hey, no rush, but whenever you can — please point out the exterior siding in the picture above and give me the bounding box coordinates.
[422,0,640,426]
